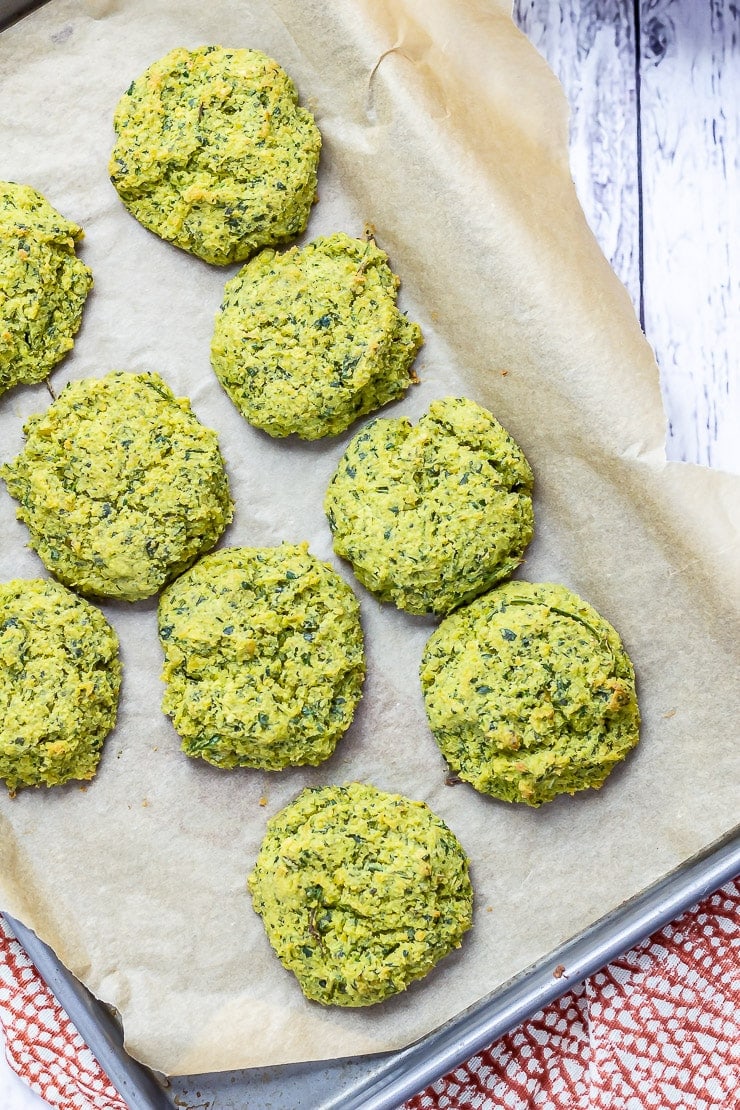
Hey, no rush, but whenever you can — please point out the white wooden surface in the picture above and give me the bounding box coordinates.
[1,2,737,1108]
[514,0,740,474]
[514,0,642,309]
[639,0,740,471]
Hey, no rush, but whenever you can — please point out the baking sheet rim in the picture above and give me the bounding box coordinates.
[5,825,739,1109]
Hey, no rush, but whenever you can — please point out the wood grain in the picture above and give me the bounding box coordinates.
[514,0,740,473]
[638,0,740,471]
[512,1,641,312]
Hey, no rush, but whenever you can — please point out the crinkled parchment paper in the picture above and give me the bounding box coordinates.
[0,0,738,1076]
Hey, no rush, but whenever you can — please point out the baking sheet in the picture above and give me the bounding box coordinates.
[9,828,740,1108]
[0,0,738,1079]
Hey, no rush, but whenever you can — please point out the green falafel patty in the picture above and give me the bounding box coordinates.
[420,580,640,806]
[158,544,365,770]
[1,371,233,601]
[211,233,423,439]
[109,46,321,265]
[248,782,473,1006]
[0,181,92,396]
[0,578,121,794]
[324,396,534,615]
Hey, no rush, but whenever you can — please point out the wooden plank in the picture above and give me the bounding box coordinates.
[512,1,641,312]
[638,0,740,471]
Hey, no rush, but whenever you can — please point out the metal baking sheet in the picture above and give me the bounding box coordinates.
[1,2,738,1106]
[0,0,40,29]
[6,828,739,1109]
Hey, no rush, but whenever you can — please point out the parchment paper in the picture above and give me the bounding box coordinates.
[0,0,738,1077]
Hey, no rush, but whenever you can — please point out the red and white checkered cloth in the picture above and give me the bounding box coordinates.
[1,880,738,1110]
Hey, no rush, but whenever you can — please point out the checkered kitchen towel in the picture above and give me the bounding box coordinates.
[1,880,738,1110]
